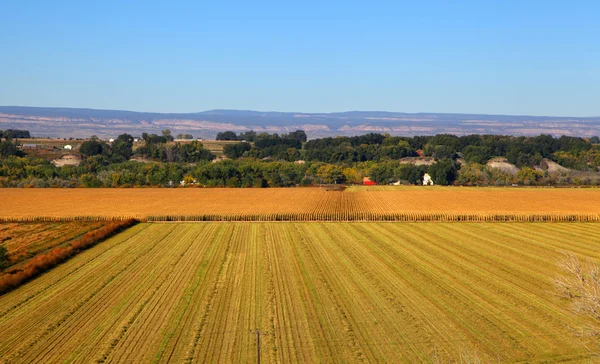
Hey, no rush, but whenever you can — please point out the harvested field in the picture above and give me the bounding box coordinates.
[0,220,137,294]
[0,222,597,362]
[1,187,600,221]
[0,221,107,270]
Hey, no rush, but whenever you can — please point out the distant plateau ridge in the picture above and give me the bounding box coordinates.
[1,106,599,139]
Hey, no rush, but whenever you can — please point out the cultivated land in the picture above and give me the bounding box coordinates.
[0,221,107,269]
[0,222,596,362]
[2,187,600,221]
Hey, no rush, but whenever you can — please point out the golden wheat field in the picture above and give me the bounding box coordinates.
[2,187,600,221]
[0,222,597,363]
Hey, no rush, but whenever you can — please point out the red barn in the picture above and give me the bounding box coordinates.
[363,177,376,186]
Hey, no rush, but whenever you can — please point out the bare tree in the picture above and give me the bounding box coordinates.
[554,252,600,350]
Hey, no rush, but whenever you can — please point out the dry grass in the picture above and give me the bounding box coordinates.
[1,187,600,222]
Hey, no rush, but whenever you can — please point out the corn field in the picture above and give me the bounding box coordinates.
[2,187,600,222]
[145,212,600,222]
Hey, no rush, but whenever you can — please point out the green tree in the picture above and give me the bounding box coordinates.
[395,164,427,184]
[462,145,491,164]
[111,134,134,162]
[80,139,108,157]
[516,167,544,185]
[178,141,214,163]
[428,159,459,185]
[317,165,346,184]
[216,131,238,140]
[0,138,22,158]
[79,173,103,187]
[162,129,174,142]
[223,142,251,159]
[285,130,308,143]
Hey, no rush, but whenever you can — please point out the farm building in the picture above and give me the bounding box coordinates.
[363,177,376,186]
[63,145,72,150]
[22,144,39,149]
[423,173,434,185]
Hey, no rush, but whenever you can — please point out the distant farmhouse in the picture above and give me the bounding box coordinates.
[22,143,38,149]
[363,177,376,186]
[423,173,434,186]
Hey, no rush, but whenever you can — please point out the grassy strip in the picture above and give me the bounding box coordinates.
[0,219,137,294]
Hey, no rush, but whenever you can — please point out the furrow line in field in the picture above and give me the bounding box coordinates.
[87,225,205,363]
[436,224,574,297]
[0,225,161,359]
[492,223,600,258]
[292,223,368,362]
[418,224,590,357]
[264,224,304,362]
[109,224,205,363]
[213,224,250,362]
[184,225,234,363]
[3,225,179,363]
[177,224,230,363]
[371,224,563,358]
[320,224,438,361]
[261,224,279,364]
[196,225,238,363]
[0,224,148,320]
[287,224,345,361]
[31,226,198,363]
[272,224,323,362]
[350,224,494,359]
[158,224,221,363]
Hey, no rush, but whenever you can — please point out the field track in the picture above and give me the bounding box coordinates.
[0,222,596,362]
[2,187,600,221]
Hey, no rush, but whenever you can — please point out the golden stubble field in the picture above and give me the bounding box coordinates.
[0,222,597,362]
[2,187,600,219]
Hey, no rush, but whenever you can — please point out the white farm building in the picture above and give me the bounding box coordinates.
[423,173,434,186]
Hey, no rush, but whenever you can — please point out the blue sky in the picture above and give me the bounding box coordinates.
[0,0,598,116]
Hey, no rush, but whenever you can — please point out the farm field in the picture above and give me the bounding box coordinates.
[0,221,108,270]
[0,222,597,362]
[2,187,600,221]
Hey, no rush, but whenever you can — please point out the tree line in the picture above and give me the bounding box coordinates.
[2,129,600,187]
[0,129,31,139]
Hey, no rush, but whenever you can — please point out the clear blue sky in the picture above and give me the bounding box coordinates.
[1,0,598,116]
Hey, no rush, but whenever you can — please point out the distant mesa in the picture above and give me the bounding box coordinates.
[1,106,600,139]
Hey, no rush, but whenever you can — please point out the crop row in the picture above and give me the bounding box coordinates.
[3,213,600,223]
[138,213,600,222]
